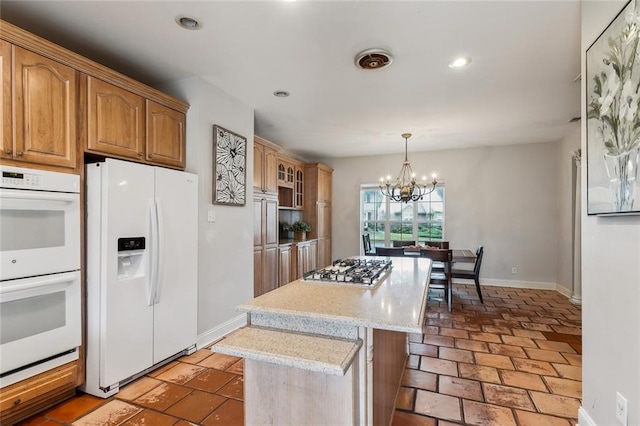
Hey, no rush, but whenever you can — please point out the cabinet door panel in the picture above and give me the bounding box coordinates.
[1,41,10,160]
[264,146,278,193]
[254,248,264,296]
[87,76,144,159]
[146,100,185,168]
[265,197,278,246]
[316,202,330,239]
[14,47,76,168]
[264,246,278,293]
[278,246,291,287]
[295,166,304,209]
[253,142,265,191]
[308,242,318,272]
[254,196,263,247]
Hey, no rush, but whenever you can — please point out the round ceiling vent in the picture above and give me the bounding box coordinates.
[355,48,393,70]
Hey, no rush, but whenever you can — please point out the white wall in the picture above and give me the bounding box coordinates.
[581,2,640,425]
[324,141,568,286]
[159,76,253,344]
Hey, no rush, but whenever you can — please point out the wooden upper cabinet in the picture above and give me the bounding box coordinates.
[86,76,145,160]
[253,142,265,191]
[317,167,332,202]
[146,100,185,168]
[11,46,76,168]
[277,157,294,187]
[264,147,278,193]
[1,41,11,160]
[254,136,278,194]
[86,77,185,169]
[295,165,304,209]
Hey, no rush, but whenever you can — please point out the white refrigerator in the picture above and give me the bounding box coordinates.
[83,158,198,398]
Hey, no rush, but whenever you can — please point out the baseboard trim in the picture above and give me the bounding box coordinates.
[578,406,597,426]
[555,284,573,298]
[453,278,573,298]
[197,314,247,349]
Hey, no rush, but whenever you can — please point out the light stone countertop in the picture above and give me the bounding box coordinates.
[239,256,432,334]
[212,326,362,376]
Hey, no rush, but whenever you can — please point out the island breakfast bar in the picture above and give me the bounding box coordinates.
[213,256,432,426]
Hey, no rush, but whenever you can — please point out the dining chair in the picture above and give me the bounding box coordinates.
[392,240,416,248]
[419,241,449,271]
[375,247,406,257]
[362,234,374,255]
[451,245,484,303]
[420,240,449,249]
[420,248,453,311]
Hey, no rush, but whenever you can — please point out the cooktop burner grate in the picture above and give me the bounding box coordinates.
[303,258,392,287]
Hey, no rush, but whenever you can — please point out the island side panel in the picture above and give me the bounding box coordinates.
[373,328,408,426]
[244,358,360,425]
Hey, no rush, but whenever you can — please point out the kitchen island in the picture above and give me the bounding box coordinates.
[213,256,431,426]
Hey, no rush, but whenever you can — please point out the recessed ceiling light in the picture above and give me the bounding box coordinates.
[273,90,290,98]
[448,57,471,68]
[176,16,201,30]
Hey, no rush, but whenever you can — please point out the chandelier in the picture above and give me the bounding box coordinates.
[379,133,438,203]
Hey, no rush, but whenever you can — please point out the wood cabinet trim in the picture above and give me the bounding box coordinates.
[0,361,77,414]
[1,20,188,113]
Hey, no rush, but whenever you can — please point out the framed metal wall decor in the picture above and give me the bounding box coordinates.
[587,0,640,215]
[213,125,247,206]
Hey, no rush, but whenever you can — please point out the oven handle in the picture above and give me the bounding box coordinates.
[0,189,78,203]
[0,271,77,295]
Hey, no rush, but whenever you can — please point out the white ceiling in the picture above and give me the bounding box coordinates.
[1,1,582,159]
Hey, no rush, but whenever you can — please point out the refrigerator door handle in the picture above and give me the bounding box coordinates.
[154,198,164,305]
[147,199,160,307]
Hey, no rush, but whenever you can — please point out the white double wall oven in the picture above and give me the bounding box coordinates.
[0,165,81,387]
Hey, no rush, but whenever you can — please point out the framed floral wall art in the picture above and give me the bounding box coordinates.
[213,125,246,206]
[587,0,640,215]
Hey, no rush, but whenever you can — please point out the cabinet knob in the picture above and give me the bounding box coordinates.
[4,149,12,155]
[138,152,143,157]
[148,154,153,159]
[13,398,21,406]
[16,151,23,157]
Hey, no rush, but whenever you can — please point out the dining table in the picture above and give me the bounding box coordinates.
[400,246,476,263]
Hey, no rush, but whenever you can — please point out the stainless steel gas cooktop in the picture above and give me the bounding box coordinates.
[303,258,392,287]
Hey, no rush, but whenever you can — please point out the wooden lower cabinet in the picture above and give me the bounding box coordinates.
[0,361,78,425]
[254,245,278,296]
[291,240,318,280]
[278,245,291,287]
[254,194,278,296]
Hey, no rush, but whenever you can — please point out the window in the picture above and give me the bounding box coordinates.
[360,184,445,251]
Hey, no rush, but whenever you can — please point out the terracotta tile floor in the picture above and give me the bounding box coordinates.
[392,284,582,426]
[18,352,245,426]
[20,284,581,426]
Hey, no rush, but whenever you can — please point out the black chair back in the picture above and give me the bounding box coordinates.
[421,240,449,249]
[362,234,372,254]
[392,240,416,247]
[375,247,405,257]
[419,248,453,311]
[474,246,484,276]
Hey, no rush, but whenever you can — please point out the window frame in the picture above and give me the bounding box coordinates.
[360,182,446,252]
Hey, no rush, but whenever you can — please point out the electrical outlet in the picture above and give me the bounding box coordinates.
[616,392,628,426]
[511,267,517,274]
[207,210,216,223]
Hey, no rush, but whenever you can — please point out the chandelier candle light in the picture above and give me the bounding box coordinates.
[379,133,438,203]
